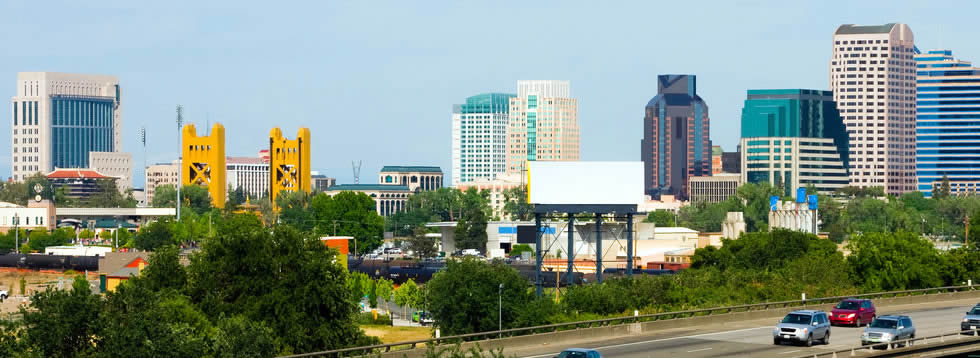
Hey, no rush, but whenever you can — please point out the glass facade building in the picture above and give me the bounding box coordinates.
[740,89,850,195]
[506,81,579,176]
[641,75,711,199]
[452,93,515,186]
[915,50,980,196]
[51,96,116,169]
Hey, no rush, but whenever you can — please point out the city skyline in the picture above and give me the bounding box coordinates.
[0,1,975,186]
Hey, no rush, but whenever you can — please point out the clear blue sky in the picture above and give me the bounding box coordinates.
[0,1,974,185]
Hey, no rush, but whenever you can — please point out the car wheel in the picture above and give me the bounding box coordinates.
[856,318,861,327]
[823,331,830,345]
[773,337,780,345]
[805,334,813,347]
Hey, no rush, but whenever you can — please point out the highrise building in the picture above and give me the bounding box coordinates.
[452,93,514,186]
[915,50,980,197]
[226,156,269,200]
[10,72,124,182]
[831,23,917,195]
[739,89,850,195]
[506,81,579,175]
[641,75,711,199]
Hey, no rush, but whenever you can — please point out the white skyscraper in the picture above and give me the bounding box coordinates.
[451,93,515,186]
[11,72,124,182]
[831,23,917,195]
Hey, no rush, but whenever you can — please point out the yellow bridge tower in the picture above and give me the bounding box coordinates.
[182,123,226,208]
[269,127,311,204]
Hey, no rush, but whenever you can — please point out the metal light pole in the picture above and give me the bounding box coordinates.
[115,222,120,249]
[176,105,183,221]
[498,283,503,334]
[140,126,147,207]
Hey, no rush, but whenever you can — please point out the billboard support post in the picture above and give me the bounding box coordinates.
[534,213,543,297]
[567,213,575,287]
[595,213,603,283]
[626,213,634,278]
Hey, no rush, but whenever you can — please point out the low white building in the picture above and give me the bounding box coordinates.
[44,245,114,256]
[0,200,55,233]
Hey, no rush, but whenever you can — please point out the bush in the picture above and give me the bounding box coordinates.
[354,311,392,326]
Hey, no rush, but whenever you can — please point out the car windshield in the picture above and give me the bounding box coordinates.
[969,307,980,315]
[870,319,898,329]
[781,314,812,324]
[558,351,588,358]
[835,301,860,310]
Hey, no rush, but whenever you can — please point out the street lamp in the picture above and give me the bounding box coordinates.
[176,105,183,221]
[498,283,504,334]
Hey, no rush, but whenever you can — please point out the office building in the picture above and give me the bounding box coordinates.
[711,146,723,175]
[740,89,850,195]
[46,168,120,199]
[378,166,443,192]
[505,81,579,175]
[722,148,741,174]
[641,75,711,199]
[145,161,179,205]
[915,50,980,197]
[89,152,132,193]
[311,173,336,192]
[226,156,269,200]
[831,23,917,195]
[11,72,125,182]
[452,93,515,186]
[324,184,411,217]
[688,174,740,203]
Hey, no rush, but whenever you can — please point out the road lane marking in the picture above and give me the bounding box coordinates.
[778,350,801,354]
[686,348,712,353]
[522,326,772,358]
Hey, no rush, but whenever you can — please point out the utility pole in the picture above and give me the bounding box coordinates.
[140,126,147,207]
[176,105,183,221]
[13,213,18,254]
[966,214,970,247]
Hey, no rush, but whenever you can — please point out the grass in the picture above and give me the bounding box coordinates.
[360,324,433,344]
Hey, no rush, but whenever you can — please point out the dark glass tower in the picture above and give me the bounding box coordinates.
[641,75,711,199]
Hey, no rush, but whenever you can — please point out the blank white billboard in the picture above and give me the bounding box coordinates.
[528,161,644,205]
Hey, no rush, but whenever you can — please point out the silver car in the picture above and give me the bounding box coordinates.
[962,304,980,335]
[773,310,831,346]
[862,315,915,348]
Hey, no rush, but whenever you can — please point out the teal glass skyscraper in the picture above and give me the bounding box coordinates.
[740,89,850,195]
[915,50,980,197]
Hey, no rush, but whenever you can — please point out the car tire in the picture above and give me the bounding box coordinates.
[823,331,830,345]
[805,334,813,347]
[856,318,861,327]
[773,337,780,345]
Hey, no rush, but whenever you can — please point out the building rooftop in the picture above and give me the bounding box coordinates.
[326,184,410,192]
[654,227,699,234]
[46,168,116,179]
[226,157,267,164]
[835,23,896,35]
[379,166,443,173]
[107,266,141,278]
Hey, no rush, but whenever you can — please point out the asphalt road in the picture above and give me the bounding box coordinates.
[511,297,980,358]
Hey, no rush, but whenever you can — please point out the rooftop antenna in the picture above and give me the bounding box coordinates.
[352,161,362,184]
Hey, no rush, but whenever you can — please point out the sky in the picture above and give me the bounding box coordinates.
[0,1,976,186]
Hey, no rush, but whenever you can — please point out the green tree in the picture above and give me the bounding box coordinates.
[276,190,314,231]
[153,184,212,215]
[20,275,101,357]
[310,192,385,254]
[98,282,211,357]
[393,278,420,318]
[140,245,188,292]
[83,179,137,208]
[375,278,394,315]
[454,188,489,251]
[186,214,376,353]
[407,226,438,259]
[846,231,944,291]
[135,218,177,251]
[509,244,533,259]
[643,210,676,227]
[933,174,952,200]
[502,185,534,221]
[426,258,538,335]
[211,315,278,358]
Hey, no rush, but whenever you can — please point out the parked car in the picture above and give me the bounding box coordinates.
[413,311,434,325]
[555,348,601,358]
[961,304,980,335]
[773,310,831,346]
[830,298,876,326]
[862,315,915,348]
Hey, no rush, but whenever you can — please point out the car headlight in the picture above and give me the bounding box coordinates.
[862,331,869,337]
[847,313,856,318]
[965,318,970,322]
[881,333,892,340]
[802,328,808,334]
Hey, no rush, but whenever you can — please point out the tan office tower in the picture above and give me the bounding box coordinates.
[506,80,579,175]
[830,23,917,195]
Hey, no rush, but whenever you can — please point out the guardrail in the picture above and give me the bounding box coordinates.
[797,329,980,357]
[281,284,977,358]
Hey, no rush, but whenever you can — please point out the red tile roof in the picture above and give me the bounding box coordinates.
[46,168,116,179]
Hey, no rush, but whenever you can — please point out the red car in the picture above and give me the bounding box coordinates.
[830,299,876,326]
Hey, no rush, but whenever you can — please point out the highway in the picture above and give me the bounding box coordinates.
[510,297,980,358]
